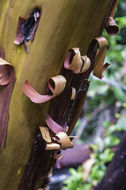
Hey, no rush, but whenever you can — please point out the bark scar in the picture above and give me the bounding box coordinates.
[14,8,42,53]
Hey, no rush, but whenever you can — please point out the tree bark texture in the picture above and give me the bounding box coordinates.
[0,0,116,190]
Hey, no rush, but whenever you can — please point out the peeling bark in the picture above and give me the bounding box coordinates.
[0,0,116,190]
[0,49,15,147]
[0,78,15,147]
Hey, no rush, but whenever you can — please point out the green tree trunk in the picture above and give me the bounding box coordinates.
[0,0,115,189]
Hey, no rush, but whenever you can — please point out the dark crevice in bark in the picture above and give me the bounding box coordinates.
[14,8,42,53]
[18,130,53,190]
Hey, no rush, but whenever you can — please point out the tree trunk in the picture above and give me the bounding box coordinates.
[95,132,126,190]
[0,0,116,190]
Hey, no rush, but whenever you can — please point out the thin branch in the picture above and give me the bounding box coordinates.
[91,75,126,91]
[74,104,108,142]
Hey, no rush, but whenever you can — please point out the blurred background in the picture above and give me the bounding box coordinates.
[49,0,126,189]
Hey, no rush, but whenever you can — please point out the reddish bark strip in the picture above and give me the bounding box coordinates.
[0,79,15,147]
[0,49,15,147]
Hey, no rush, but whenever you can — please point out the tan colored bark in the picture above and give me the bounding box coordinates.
[0,0,114,189]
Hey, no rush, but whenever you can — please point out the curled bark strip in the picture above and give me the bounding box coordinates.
[64,48,91,74]
[0,58,15,147]
[42,113,73,150]
[105,0,118,36]
[39,126,52,143]
[81,56,91,73]
[55,132,73,149]
[105,16,119,36]
[45,113,64,134]
[46,143,60,150]
[45,132,73,150]
[64,48,83,73]
[0,58,14,86]
[93,37,108,79]
[23,75,66,104]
